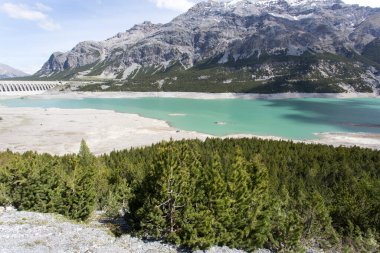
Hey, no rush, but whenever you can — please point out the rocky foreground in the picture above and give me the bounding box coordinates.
[0,207,268,253]
[0,207,331,253]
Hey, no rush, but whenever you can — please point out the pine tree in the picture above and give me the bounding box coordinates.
[63,141,97,220]
[204,153,225,205]
[268,187,303,252]
[247,155,271,249]
[78,139,94,167]
[136,142,194,242]
[178,143,217,249]
[180,207,216,249]
[130,141,218,248]
[105,178,131,218]
[303,191,339,248]
[220,147,253,248]
[69,164,97,220]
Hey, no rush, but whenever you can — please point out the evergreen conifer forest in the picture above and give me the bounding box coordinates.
[0,138,379,252]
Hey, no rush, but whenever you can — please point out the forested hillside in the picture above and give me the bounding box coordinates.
[0,138,379,252]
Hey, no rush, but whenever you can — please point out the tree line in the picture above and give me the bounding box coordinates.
[0,138,379,252]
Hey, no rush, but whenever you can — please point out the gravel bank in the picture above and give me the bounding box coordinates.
[0,207,259,253]
[0,106,210,155]
[3,91,377,100]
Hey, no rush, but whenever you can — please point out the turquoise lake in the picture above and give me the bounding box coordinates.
[2,97,380,140]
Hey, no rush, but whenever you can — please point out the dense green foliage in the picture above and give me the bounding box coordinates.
[362,38,380,65]
[0,138,379,252]
[0,140,104,220]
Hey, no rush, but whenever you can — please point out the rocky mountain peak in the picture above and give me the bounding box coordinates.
[255,0,342,7]
[181,0,345,21]
[0,63,28,79]
[129,21,161,32]
[193,0,343,8]
[35,0,380,94]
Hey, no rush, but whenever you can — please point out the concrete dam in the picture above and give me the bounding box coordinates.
[0,81,63,96]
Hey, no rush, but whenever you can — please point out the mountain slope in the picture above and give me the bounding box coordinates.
[0,63,28,79]
[35,0,380,93]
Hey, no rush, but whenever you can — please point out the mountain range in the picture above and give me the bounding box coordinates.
[35,0,380,93]
[0,63,28,79]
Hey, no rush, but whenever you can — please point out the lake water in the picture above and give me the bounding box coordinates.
[2,97,380,140]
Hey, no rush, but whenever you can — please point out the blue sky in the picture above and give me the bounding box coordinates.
[0,0,379,74]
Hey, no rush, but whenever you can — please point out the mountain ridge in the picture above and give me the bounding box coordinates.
[35,0,380,93]
[0,63,28,79]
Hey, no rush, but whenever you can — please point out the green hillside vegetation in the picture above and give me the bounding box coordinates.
[0,138,379,252]
[362,38,380,65]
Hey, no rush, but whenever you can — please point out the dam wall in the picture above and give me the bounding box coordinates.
[0,81,63,96]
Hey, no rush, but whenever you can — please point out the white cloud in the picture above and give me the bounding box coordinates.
[0,2,60,31]
[0,3,46,20]
[35,2,52,12]
[150,0,195,12]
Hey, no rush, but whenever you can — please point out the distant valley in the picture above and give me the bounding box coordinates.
[0,63,28,79]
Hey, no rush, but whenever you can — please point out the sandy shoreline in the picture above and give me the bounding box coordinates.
[0,105,379,155]
[0,106,211,155]
[1,91,379,100]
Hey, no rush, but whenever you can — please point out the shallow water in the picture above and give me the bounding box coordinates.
[2,97,380,139]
